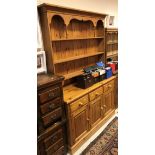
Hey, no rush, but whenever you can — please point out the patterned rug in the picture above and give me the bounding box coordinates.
[80,117,118,155]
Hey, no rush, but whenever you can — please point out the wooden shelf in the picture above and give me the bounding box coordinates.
[106,40,118,44]
[107,53,118,58]
[52,36,104,41]
[54,52,104,64]
[63,70,84,80]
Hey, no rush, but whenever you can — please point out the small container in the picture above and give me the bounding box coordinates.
[76,73,94,89]
[97,69,106,81]
[91,71,100,83]
[105,67,112,79]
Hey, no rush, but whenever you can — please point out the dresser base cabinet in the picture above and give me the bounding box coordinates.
[64,76,116,154]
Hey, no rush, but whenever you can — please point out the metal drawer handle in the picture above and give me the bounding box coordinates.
[48,91,54,98]
[51,114,57,120]
[48,104,55,110]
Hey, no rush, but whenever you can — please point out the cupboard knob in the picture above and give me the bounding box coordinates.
[87,118,90,121]
[95,93,99,96]
[103,105,106,108]
[49,104,55,110]
[101,107,103,110]
[108,85,112,88]
[79,102,83,106]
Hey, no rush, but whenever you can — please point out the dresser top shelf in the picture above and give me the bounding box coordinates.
[63,76,116,104]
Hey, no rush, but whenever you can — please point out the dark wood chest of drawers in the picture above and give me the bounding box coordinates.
[37,74,67,155]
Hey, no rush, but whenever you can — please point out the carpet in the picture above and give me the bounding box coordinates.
[80,117,118,155]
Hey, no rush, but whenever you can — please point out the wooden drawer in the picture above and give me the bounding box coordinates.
[89,87,103,101]
[38,86,60,104]
[70,95,88,113]
[42,107,62,127]
[44,128,63,149]
[40,98,62,115]
[46,139,64,155]
[53,146,65,155]
[103,80,114,93]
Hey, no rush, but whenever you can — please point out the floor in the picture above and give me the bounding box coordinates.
[67,109,118,155]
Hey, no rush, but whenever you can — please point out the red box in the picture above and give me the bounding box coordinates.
[108,63,116,73]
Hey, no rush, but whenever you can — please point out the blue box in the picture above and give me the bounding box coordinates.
[105,67,112,79]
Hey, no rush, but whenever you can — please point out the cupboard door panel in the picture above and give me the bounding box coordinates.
[71,105,89,144]
[90,96,102,128]
[103,90,114,116]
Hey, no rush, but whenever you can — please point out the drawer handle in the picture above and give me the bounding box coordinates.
[79,102,83,106]
[48,104,55,110]
[103,105,106,108]
[101,107,103,110]
[51,114,57,120]
[48,92,54,98]
[52,136,58,142]
[87,118,90,121]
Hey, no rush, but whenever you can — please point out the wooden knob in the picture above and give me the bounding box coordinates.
[79,102,83,106]
[101,107,103,110]
[103,105,106,108]
[87,118,90,121]
[108,85,112,88]
[95,93,99,96]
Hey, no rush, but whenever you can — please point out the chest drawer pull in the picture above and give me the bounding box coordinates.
[108,85,112,88]
[51,114,57,120]
[48,92,55,98]
[48,104,55,110]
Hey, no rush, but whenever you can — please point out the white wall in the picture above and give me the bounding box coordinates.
[37,0,118,49]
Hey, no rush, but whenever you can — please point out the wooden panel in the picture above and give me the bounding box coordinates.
[90,95,102,127]
[44,128,63,149]
[42,107,62,127]
[71,104,89,144]
[70,94,89,113]
[46,139,64,155]
[103,80,114,93]
[40,97,62,115]
[38,86,60,104]
[89,86,103,101]
[103,90,114,116]
[53,146,65,155]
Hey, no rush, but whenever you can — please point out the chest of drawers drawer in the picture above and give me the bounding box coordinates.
[44,128,63,149]
[70,95,88,113]
[89,86,103,101]
[42,107,62,127]
[40,97,62,115]
[46,139,64,155]
[38,86,61,104]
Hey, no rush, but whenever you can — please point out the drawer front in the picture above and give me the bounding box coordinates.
[42,107,62,127]
[44,128,63,149]
[89,87,103,101]
[40,98,62,115]
[38,86,60,104]
[103,80,114,93]
[70,95,89,113]
[46,139,64,155]
[53,146,65,155]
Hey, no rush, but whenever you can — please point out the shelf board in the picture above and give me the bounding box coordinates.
[52,36,104,41]
[63,70,84,80]
[54,52,104,64]
[107,53,118,58]
[106,40,118,45]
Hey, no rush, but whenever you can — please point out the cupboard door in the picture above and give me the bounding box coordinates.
[90,96,102,128]
[71,104,89,144]
[103,90,114,116]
